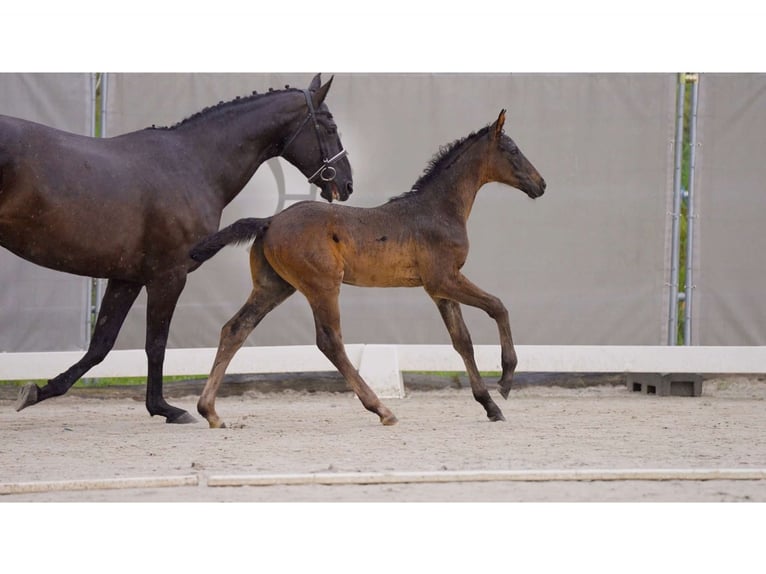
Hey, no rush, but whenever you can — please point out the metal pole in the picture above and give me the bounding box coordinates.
[683,74,699,345]
[84,72,100,349]
[668,74,686,345]
[95,73,108,321]
[85,73,109,347]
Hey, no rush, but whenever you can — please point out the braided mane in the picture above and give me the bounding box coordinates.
[148,86,302,130]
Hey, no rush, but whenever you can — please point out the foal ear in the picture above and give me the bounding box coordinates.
[309,73,322,92]
[311,75,335,108]
[492,109,506,140]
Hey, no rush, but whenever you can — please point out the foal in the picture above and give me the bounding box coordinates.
[190,110,546,427]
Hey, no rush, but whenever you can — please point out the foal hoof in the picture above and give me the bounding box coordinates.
[487,409,506,422]
[166,411,198,424]
[380,413,398,426]
[14,383,39,412]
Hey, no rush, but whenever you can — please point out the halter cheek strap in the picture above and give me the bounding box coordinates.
[281,89,348,184]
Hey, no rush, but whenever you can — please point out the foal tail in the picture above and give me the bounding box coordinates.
[189,217,271,264]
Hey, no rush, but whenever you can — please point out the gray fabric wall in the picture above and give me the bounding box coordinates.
[693,74,766,345]
[103,73,676,349]
[0,73,93,352]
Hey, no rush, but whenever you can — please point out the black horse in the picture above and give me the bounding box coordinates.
[1,73,353,423]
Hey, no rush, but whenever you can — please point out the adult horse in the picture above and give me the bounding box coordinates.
[190,110,546,428]
[2,73,353,423]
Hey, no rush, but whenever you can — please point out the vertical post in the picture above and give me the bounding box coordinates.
[95,73,109,315]
[85,73,109,347]
[683,74,700,345]
[668,74,686,345]
[84,72,100,349]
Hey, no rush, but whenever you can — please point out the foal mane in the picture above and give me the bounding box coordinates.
[148,86,303,130]
[387,123,492,203]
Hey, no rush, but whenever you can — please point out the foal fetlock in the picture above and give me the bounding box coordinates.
[197,399,226,428]
[474,391,506,422]
[362,399,398,426]
[498,377,514,400]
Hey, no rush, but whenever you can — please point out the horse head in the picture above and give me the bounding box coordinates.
[486,109,546,199]
[280,74,354,203]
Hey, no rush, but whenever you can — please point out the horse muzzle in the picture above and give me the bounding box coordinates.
[319,180,353,203]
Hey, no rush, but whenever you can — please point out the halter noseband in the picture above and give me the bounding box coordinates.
[281,89,348,184]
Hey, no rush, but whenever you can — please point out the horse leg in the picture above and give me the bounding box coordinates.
[15,279,142,412]
[307,292,397,426]
[143,274,196,424]
[198,271,296,429]
[431,297,506,422]
[427,273,518,400]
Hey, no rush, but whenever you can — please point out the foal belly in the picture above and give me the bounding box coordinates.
[342,259,423,288]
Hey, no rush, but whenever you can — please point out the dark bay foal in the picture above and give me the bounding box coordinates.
[190,110,546,427]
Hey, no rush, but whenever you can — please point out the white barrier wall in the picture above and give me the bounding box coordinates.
[693,74,766,345]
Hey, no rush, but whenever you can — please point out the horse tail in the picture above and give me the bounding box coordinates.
[189,217,271,264]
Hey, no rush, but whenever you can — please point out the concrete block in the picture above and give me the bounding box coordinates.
[358,344,405,399]
[626,373,703,397]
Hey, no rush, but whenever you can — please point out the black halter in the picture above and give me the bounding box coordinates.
[281,89,348,184]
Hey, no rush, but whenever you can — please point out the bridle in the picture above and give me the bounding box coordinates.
[281,89,348,184]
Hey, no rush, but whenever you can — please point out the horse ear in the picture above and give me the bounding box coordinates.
[492,109,506,139]
[311,75,334,108]
[309,73,322,92]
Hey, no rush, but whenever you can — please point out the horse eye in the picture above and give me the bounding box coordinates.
[509,147,519,156]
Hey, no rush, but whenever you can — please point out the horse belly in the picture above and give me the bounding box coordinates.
[0,180,145,278]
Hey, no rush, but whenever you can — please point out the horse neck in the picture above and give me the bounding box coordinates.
[174,92,304,206]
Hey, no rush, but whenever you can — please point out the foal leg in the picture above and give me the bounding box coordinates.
[198,272,296,429]
[144,273,196,424]
[307,292,397,426]
[432,297,505,422]
[15,279,142,412]
[427,273,518,400]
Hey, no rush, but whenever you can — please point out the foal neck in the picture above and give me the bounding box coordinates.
[421,145,488,222]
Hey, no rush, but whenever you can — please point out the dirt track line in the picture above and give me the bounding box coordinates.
[207,468,766,487]
[0,475,199,495]
[3,468,765,495]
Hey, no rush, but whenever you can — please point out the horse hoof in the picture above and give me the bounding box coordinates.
[498,384,512,400]
[14,383,39,412]
[488,411,506,422]
[166,411,198,424]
